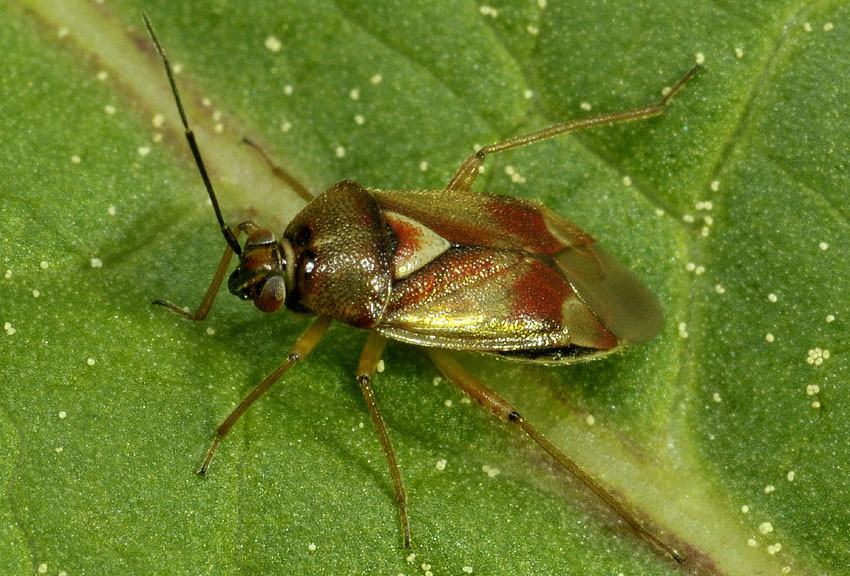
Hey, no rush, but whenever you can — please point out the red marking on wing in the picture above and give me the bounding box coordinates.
[510,259,572,327]
[510,257,618,350]
[382,246,620,351]
[484,197,564,254]
[387,248,509,315]
[387,213,423,262]
[371,189,593,256]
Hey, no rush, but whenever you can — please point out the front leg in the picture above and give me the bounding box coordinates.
[153,220,260,321]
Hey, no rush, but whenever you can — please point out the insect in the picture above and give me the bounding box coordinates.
[143,14,699,563]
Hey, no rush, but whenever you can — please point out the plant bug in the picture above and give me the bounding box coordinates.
[143,14,700,563]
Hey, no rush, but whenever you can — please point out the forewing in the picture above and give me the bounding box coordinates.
[552,243,663,345]
[373,189,663,358]
[378,246,618,356]
[370,188,593,254]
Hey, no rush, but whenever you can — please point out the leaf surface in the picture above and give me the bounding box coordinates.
[2,1,847,574]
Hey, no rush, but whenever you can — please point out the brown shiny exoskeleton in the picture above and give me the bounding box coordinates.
[144,14,700,563]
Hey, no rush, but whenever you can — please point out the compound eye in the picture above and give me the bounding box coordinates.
[292,225,311,247]
[244,228,277,251]
[254,275,286,313]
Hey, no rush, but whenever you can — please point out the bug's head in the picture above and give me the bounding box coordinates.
[228,228,289,313]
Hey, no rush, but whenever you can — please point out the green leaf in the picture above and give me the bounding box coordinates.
[2,1,847,574]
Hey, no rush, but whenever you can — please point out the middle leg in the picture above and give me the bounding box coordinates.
[357,332,411,547]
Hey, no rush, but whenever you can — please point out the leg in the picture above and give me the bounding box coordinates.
[427,349,684,564]
[446,65,701,193]
[198,315,333,475]
[153,220,260,321]
[153,244,234,321]
[242,138,314,203]
[356,332,411,547]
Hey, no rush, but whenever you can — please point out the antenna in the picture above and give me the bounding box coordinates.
[142,13,242,256]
